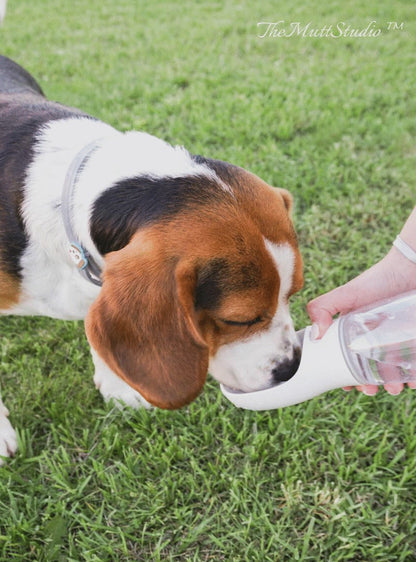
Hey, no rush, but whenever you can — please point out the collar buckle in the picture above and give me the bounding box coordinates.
[69,243,88,270]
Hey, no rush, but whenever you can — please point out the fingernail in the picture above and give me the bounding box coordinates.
[310,323,320,341]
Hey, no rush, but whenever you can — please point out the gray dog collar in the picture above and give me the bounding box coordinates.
[61,140,103,287]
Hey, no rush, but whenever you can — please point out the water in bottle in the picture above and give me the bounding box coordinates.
[340,291,416,385]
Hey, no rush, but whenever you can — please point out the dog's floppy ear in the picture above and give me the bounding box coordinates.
[85,232,209,409]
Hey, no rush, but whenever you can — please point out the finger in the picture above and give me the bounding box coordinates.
[306,303,335,340]
[356,384,379,396]
[407,381,416,389]
[383,382,404,395]
[342,386,354,391]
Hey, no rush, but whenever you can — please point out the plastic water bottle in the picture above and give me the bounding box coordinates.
[340,291,416,385]
[221,291,416,410]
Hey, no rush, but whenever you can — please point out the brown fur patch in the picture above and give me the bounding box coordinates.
[0,271,21,309]
[225,166,304,295]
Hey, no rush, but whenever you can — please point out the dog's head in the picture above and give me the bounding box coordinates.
[85,157,303,408]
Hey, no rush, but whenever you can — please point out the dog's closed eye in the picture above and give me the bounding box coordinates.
[220,316,263,327]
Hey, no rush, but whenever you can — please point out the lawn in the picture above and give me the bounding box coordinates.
[1,0,416,560]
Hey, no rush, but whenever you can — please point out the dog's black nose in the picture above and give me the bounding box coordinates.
[271,346,301,383]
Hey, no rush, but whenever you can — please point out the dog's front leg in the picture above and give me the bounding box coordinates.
[0,398,18,464]
[90,348,152,409]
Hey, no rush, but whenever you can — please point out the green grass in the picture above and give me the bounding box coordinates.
[1,0,416,559]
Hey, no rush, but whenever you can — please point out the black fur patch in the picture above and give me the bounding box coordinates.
[195,258,229,311]
[195,258,262,312]
[90,174,228,255]
[0,55,94,279]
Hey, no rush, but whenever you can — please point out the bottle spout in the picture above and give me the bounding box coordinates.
[221,320,358,411]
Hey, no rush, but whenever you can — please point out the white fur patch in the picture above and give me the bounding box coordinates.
[209,240,298,391]
[264,240,295,307]
[91,349,152,410]
[0,399,17,464]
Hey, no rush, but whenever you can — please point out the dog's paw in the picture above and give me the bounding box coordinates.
[0,406,18,464]
[91,350,152,410]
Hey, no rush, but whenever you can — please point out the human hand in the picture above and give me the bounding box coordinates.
[307,246,416,395]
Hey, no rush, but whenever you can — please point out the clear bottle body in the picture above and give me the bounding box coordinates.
[339,291,416,385]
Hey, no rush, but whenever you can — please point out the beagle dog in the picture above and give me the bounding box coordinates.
[0,55,303,461]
